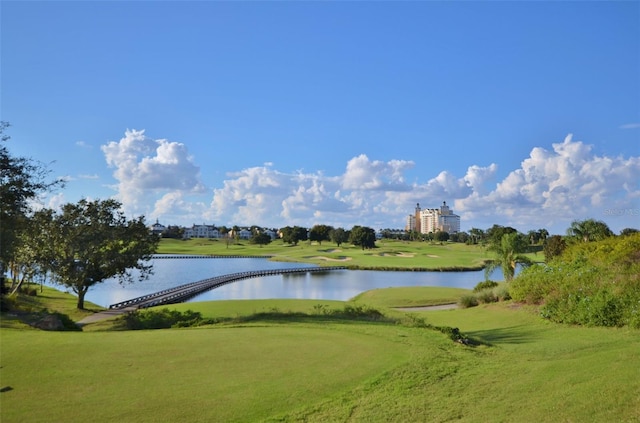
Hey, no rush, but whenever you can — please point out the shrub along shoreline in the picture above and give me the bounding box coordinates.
[511,232,640,328]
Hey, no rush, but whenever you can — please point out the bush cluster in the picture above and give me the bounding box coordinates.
[117,304,474,345]
[510,233,640,328]
[121,308,218,330]
[458,282,511,309]
[313,303,387,321]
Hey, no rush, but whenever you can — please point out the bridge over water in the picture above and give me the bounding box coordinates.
[108,266,347,310]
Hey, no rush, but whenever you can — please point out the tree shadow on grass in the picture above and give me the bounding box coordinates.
[466,325,539,346]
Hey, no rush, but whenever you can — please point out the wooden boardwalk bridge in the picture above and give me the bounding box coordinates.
[108,266,346,310]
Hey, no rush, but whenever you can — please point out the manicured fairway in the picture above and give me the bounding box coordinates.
[2,288,639,422]
[157,238,495,270]
[0,324,408,423]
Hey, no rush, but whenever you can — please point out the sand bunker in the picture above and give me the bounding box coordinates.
[380,252,415,258]
[310,256,352,262]
[427,254,440,258]
[320,248,342,253]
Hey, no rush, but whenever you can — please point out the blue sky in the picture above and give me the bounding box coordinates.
[2,1,639,235]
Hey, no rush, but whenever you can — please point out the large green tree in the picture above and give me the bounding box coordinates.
[309,224,333,245]
[37,199,159,309]
[280,226,308,246]
[485,232,533,282]
[329,227,349,247]
[486,224,518,246]
[0,122,64,277]
[8,209,55,294]
[249,232,272,247]
[349,225,376,250]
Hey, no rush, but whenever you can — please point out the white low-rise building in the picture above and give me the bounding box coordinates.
[238,229,252,240]
[183,224,220,239]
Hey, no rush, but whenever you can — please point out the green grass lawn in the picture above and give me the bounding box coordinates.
[2,286,639,422]
[351,286,468,307]
[0,324,408,423]
[157,238,500,270]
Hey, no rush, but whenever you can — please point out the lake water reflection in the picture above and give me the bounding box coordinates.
[55,257,506,308]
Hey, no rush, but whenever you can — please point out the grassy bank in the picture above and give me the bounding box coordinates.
[157,238,509,270]
[1,286,638,422]
[0,285,104,330]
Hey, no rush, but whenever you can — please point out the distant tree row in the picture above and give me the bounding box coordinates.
[279,225,376,250]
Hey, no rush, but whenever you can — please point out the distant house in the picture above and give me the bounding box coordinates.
[238,229,252,240]
[149,219,166,235]
[263,229,278,240]
[183,224,220,239]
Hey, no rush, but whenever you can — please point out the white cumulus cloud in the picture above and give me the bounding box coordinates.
[98,130,638,234]
[101,129,206,219]
[456,134,640,231]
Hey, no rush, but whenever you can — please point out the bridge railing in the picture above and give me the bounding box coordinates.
[109,266,346,310]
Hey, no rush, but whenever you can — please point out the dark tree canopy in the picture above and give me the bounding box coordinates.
[449,231,467,243]
[162,225,184,239]
[620,228,639,237]
[567,219,614,243]
[0,122,64,275]
[329,227,349,247]
[468,228,486,245]
[543,235,567,262]
[349,225,376,250]
[280,226,308,246]
[309,224,333,245]
[434,231,450,242]
[38,199,159,309]
[250,232,272,247]
[486,225,518,246]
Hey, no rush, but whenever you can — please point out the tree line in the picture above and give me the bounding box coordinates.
[278,225,376,250]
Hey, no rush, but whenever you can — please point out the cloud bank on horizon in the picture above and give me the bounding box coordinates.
[100,130,640,234]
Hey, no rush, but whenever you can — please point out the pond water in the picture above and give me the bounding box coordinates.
[48,256,509,308]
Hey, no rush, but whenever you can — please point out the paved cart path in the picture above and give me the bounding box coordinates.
[76,306,137,326]
[394,303,458,312]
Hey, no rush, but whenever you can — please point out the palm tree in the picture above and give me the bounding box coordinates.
[469,228,485,245]
[567,219,613,243]
[538,228,549,243]
[485,232,534,282]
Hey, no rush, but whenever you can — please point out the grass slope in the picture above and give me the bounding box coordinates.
[2,287,638,422]
[1,285,104,330]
